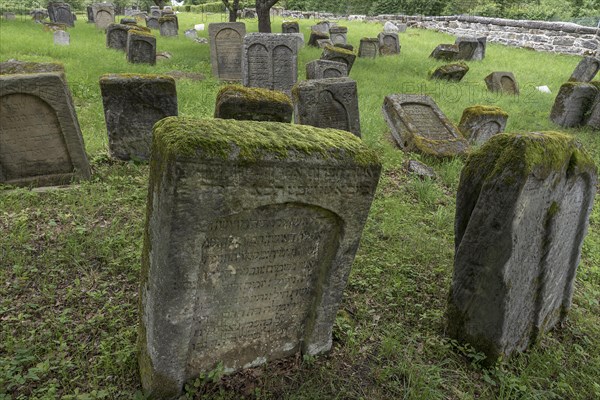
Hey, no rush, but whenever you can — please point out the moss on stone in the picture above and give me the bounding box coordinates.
[217,85,292,107]
[129,29,155,38]
[99,73,175,83]
[158,16,177,23]
[0,60,64,75]
[324,44,354,56]
[461,105,508,119]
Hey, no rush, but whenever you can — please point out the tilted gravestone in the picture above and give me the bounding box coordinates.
[145,16,159,30]
[317,39,333,49]
[321,45,356,74]
[484,72,519,95]
[242,33,298,96]
[209,22,246,81]
[53,30,70,45]
[99,74,178,161]
[159,15,178,36]
[329,26,348,45]
[126,30,156,65]
[585,94,600,130]
[0,66,91,187]
[335,43,354,51]
[382,94,468,157]
[429,62,469,82]
[448,132,597,361]
[378,32,400,55]
[106,23,135,51]
[430,44,458,61]
[293,77,361,137]
[308,28,329,47]
[214,85,293,122]
[550,82,599,127]
[358,38,379,58]
[306,59,347,80]
[93,3,115,30]
[455,36,486,61]
[138,117,381,399]
[47,2,74,27]
[569,56,600,82]
[458,105,508,145]
[282,21,299,33]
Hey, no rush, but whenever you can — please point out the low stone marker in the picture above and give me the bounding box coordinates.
[430,44,459,61]
[53,30,70,45]
[106,23,134,50]
[0,65,91,187]
[569,56,600,82]
[306,59,347,79]
[329,26,348,45]
[215,85,293,122]
[99,73,178,161]
[127,30,156,65]
[429,63,469,82]
[31,9,48,22]
[550,82,599,127]
[159,15,178,36]
[282,21,299,33]
[458,106,508,145]
[378,32,400,55]
[448,131,597,362]
[358,38,379,58]
[93,3,115,30]
[308,28,329,47]
[293,77,361,137]
[321,45,356,74]
[209,22,246,81]
[139,116,381,399]
[382,94,468,157]
[484,72,519,95]
[242,33,298,95]
[184,28,197,40]
[145,16,159,30]
[455,36,486,61]
[48,2,74,27]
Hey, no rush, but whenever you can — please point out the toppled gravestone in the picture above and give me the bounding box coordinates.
[569,56,600,82]
[138,117,381,398]
[99,73,178,161]
[382,94,468,157]
[430,44,459,61]
[308,27,329,47]
[209,22,246,81]
[484,72,519,95]
[214,85,293,122]
[429,62,469,82]
[321,45,356,73]
[550,82,599,128]
[448,131,597,362]
[306,59,347,80]
[458,105,508,145]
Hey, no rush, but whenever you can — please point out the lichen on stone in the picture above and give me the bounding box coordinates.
[324,44,354,56]
[217,85,292,107]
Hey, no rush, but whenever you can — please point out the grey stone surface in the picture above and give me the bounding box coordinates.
[86,6,94,22]
[305,59,347,80]
[335,43,354,51]
[484,72,519,95]
[139,117,381,398]
[106,23,134,51]
[159,15,178,36]
[458,105,508,144]
[282,21,299,33]
[126,31,156,65]
[317,39,333,49]
[329,26,348,45]
[120,17,136,25]
[293,77,361,137]
[569,56,600,82]
[215,85,293,122]
[53,30,70,45]
[378,32,400,55]
[184,28,197,39]
[145,16,159,30]
[242,33,298,96]
[407,160,436,179]
[430,44,459,60]
[358,38,379,58]
[99,73,177,161]
[31,9,48,22]
[321,45,356,73]
[0,71,91,187]
[0,60,64,75]
[209,22,246,81]
[382,94,468,157]
[47,2,73,27]
[455,36,486,60]
[93,3,115,30]
[308,28,329,47]
[150,6,160,17]
[448,132,597,361]
[396,23,408,32]
[550,82,599,127]
[429,63,469,82]
[585,95,600,130]
[383,21,399,33]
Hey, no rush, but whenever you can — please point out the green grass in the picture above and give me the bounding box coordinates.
[1,13,599,400]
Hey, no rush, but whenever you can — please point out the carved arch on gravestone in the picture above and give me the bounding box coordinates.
[319,90,350,132]
[322,68,341,78]
[272,45,294,92]
[215,28,243,80]
[501,76,517,93]
[247,43,270,89]
[56,6,71,22]
[95,10,113,27]
[473,121,501,143]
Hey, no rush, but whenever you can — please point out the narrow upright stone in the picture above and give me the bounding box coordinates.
[214,85,293,122]
[458,106,508,145]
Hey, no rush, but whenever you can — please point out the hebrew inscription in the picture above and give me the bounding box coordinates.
[403,103,454,140]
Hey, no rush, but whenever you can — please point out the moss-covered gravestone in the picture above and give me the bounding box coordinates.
[429,44,458,61]
[99,74,178,161]
[550,82,598,128]
[329,26,348,45]
[158,15,177,36]
[126,30,156,65]
[358,38,379,58]
[138,117,381,398]
[458,106,508,145]
[585,91,600,130]
[569,56,600,82]
[382,94,468,157]
[308,28,329,47]
[215,85,293,122]
[281,21,299,33]
[106,23,134,50]
[428,62,469,82]
[485,72,519,95]
[306,59,347,80]
[448,132,597,362]
[293,77,361,137]
[321,45,356,73]
[378,32,400,55]
[209,22,246,81]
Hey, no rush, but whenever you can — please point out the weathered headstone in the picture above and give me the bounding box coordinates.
[306,59,347,80]
[396,23,407,32]
[312,21,329,34]
[378,32,400,55]
[145,16,159,30]
[0,60,63,75]
[31,9,48,22]
[159,15,178,36]
[126,30,156,65]
[139,116,381,398]
[455,36,486,61]
[321,45,356,74]
[317,39,333,49]
[382,94,468,157]
[358,38,379,58]
[93,3,115,30]
[550,82,599,127]
[585,92,600,130]
[150,6,160,17]
[242,33,298,96]
[99,74,178,161]
[3,12,16,20]
[53,30,70,45]
[308,28,329,47]
[458,106,508,144]
[47,2,74,27]
[86,6,94,22]
[569,56,600,82]
[429,63,469,82]
[0,68,91,187]
[335,43,354,51]
[215,85,293,122]
[329,26,348,45]
[209,22,246,81]
[448,131,597,362]
[106,23,134,50]
[484,72,519,95]
[293,77,361,137]
[282,21,299,33]
[383,21,399,33]
[430,44,458,61]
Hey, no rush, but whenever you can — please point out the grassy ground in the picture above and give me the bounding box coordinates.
[1,12,599,400]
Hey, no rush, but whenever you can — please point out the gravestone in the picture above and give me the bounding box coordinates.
[335,43,354,51]
[455,36,486,61]
[215,85,293,122]
[293,77,361,137]
[282,21,299,33]
[0,69,91,187]
[321,45,356,74]
[569,56,600,82]
[106,23,134,50]
[99,74,178,161]
[93,3,115,30]
[484,72,519,95]
[31,9,48,22]
[127,30,156,65]
[383,21,399,33]
[396,23,407,32]
[72,12,77,21]
[378,32,400,55]
[585,92,600,130]
[150,6,160,17]
[329,26,348,45]
[0,60,63,75]
[430,44,458,61]
[86,6,94,22]
[184,29,197,40]
[242,33,298,96]
[3,12,16,20]
[550,82,598,127]
[449,132,597,361]
[312,21,329,34]
[120,18,137,25]
[382,94,468,157]
[47,2,74,27]
[145,16,159,30]
[209,22,246,81]
[306,59,347,80]
[358,38,379,58]
[317,39,333,49]
[53,30,70,45]
[308,28,329,47]
[458,105,508,145]
[429,63,469,82]
[139,117,381,398]
[159,15,178,36]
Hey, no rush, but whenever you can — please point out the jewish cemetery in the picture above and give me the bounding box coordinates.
[1,1,600,399]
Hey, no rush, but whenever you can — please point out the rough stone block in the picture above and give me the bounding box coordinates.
[458,105,508,144]
[428,62,469,82]
[305,59,347,80]
[320,45,356,73]
[209,22,246,81]
[215,85,292,122]
[484,72,519,95]
[455,36,486,60]
[550,82,598,127]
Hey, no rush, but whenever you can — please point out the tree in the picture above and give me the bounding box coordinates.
[222,0,240,22]
[256,0,279,32]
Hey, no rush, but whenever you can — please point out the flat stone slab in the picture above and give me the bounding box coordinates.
[139,117,381,398]
[550,82,599,128]
[458,105,508,145]
[215,85,293,122]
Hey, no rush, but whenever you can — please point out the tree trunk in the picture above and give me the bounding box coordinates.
[256,3,271,33]
[229,8,237,22]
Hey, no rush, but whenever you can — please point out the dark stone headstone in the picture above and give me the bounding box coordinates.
[215,85,293,122]
[120,18,137,25]
[87,6,94,22]
[47,2,74,27]
[159,15,178,36]
[430,44,458,61]
[458,106,508,144]
[308,28,329,47]
[282,21,299,33]
[126,30,156,65]
[145,16,159,30]
[358,38,379,58]
[484,72,519,95]
[429,63,469,82]
[455,36,486,61]
[106,24,134,51]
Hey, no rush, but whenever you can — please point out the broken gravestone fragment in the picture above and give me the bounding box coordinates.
[569,56,600,82]
[430,44,459,61]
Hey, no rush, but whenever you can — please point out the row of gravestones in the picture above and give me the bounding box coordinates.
[1,60,597,400]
